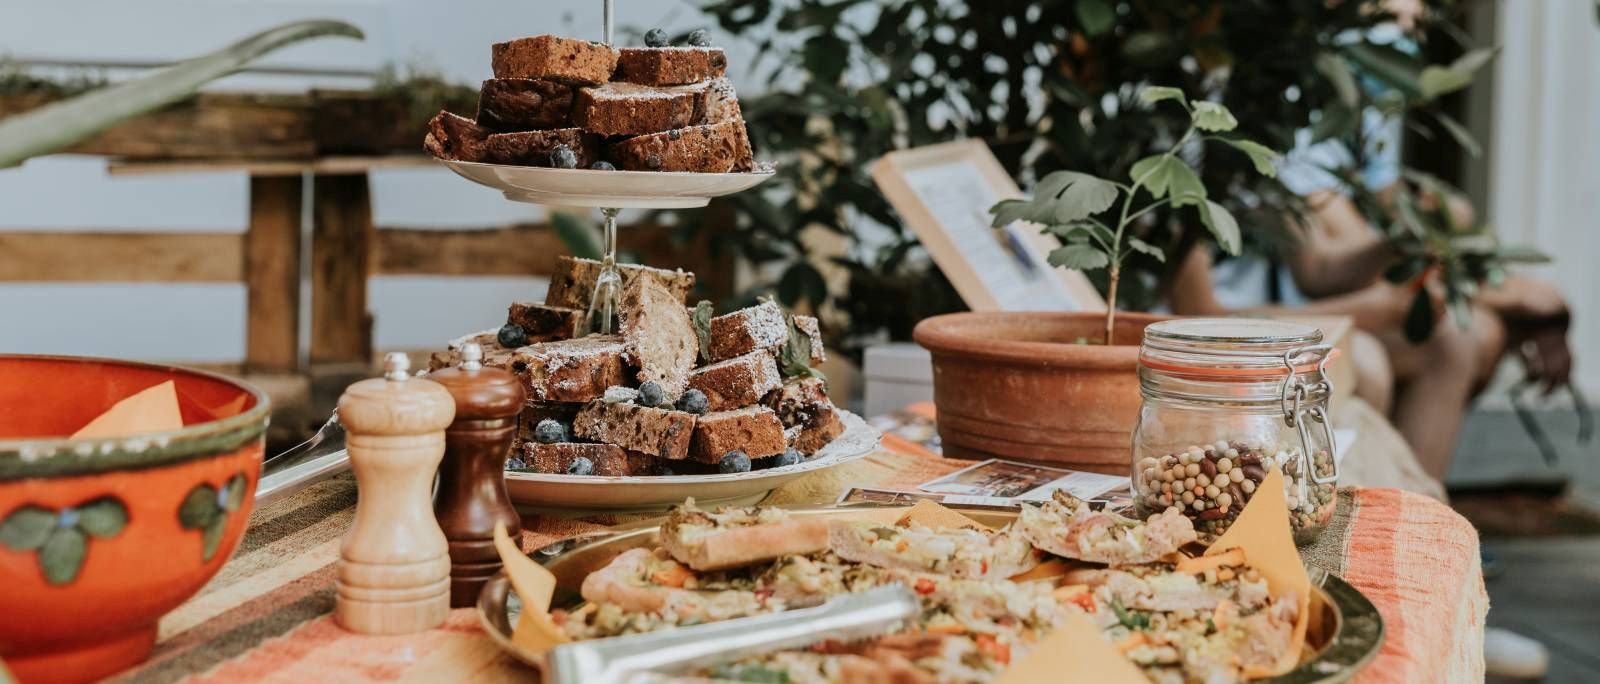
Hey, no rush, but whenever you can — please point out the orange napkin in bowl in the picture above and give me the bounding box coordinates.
[70,380,184,439]
[995,611,1148,684]
[1203,467,1312,677]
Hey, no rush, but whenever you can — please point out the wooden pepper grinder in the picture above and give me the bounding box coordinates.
[334,352,456,635]
[429,342,527,607]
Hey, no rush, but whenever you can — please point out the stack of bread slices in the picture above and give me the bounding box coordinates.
[428,256,843,477]
[423,34,755,173]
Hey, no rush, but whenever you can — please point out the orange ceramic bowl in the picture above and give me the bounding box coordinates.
[0,355,269,684]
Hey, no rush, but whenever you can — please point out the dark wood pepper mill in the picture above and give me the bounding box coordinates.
[428,342,526,607]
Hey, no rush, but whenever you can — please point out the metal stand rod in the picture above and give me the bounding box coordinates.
[603,0,614,45]
[584,207,622,336]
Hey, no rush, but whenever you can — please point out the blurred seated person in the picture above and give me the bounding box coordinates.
[1168,104,1572,482]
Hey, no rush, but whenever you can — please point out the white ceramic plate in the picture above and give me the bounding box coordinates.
[505,410,880,514]
[437,159,776,208]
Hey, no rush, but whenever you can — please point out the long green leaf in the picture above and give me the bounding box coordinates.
[0,19,364,168]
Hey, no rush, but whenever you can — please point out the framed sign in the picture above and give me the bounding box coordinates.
[872,140,1105,312]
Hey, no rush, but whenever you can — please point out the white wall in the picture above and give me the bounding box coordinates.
[0,0,729,361]
[1484,0,1600,400]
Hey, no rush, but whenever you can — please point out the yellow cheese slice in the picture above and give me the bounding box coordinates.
[493,522,570,655]
[71,380,183,439]
[1204,467,1311,676]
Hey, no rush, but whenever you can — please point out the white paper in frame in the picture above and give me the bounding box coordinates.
[871,140,1106,312]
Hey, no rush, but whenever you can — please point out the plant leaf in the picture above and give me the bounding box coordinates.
[1384,259,1428,285]
[1418,65,1474,100]
[1126,237,1166,263]
[989,199,1033,227]
[1339,43,1424,99]
[40,526,87,586]
[1310,101,1357,143]
[1496,244,1552,264]
[777,261,828,308]
[1190,101,1238,132]
[179,484,218,529]
[0,20,364,168]
[1075,0,1116,36]
[1140,86,1186,106]
[779,316,815,378]
[1053,174,1120,222]
[75,498,127,538]
[1432,111,1481,158]
[223,475,247,513]
[692,300,714,361]
[1218,138,1279,177]
[0,506,57,551]
[201,517,227,562]
[1403,288,1436,343]
[1450,47,1498,75]
[1166,163,1207,207]
[1315,51,1360,109]
[551,211,604,260]
[1198,200,1242,255]
[1047,244,1110,271]
[1130,155,1177,198]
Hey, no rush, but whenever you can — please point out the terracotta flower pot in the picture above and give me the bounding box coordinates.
[0,356,270,684]
[912,311,1170,474]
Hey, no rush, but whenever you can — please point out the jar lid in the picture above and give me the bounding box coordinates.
[1140,318,1333,376]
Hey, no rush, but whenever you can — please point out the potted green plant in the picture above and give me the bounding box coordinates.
[914,89,1277,471]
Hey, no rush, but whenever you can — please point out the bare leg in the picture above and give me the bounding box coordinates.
[1349,330,1394,415]
[1377,310,1480,480]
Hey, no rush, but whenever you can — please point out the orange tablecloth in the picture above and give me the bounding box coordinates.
[111,437,1486,683]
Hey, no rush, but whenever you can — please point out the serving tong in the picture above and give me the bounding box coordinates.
[542,585,920,684]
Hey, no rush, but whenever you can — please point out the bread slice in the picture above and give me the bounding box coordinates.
[545,256,695,310]
[708,300,788,361]
[1018,490,1199,564]
[423,110,491,161]
[480,127,598,167]
[506,301,582,343]
[689,405,787,463]
[659,499,831,571]
[521,442,656,476]
[428,328,516,371]
[606,120,754,173]
[787,405,844,454]
[614,47,728,86]
[572,82,710,137]
[619,276,699,397]
[491,35,619,85]
[513,335,628,402]
[573,400,696,460]
[688,351,782,413]
[475,78,575,131]
[826,520,1040,580]
[515,400,582,445]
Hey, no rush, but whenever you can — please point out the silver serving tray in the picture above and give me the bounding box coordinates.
[437,159,776,208]
[506,410,881,514]
[479,505,1384,682]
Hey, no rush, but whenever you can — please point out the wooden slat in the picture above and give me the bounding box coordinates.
[374,224,567,277]
[310,173,373,365]
[107,155,438,178]
[0,232,242,282]
[0,92,316,160]
[245,176,303,374]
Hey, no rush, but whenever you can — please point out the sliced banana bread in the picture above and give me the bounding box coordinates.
[491,35,619,85]
[424,111,491,161]
[619,277,699,398]
[481,128,598,167]
[708,300,789,361]
[515,400,582,445]
[687,351,783,413]
[614,47,728,86]
[475,78,575,131]
[507,301,582,343]
[764,377,844,454]
[689,405,787,463]
[573,400,696,460]
[785,407,843,454]
[572,82,709,137]
[545,256,695,310]
[519,442,656,476]
[429,328,516,371]
[606,120,753,173]
[513,335,628,402]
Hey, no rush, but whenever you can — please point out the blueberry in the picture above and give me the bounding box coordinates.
[638,380,667,407]
[566,457,594,476]
[677,389,709,414]
[644,28,669,48]
[718,450,751,474]
[775,447,803,467]
[590,160,616,171]
[505,456,527,470]
[687,29,711,47]
[668,129,681,140]
[497,323,528,348]
[534,418,566,444]
[645,153,663,169]
[549,144,578,169]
